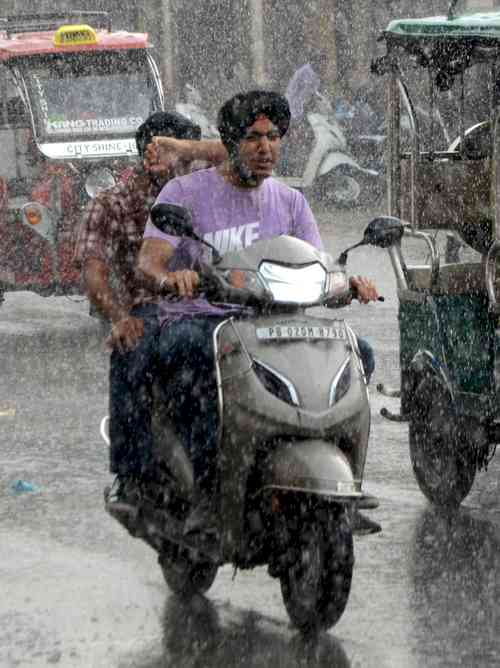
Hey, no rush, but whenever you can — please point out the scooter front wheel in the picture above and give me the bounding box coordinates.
[280,507,354,632]
[159,544,218,598]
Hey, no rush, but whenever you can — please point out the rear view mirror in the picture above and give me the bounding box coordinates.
[362,216,404,248]
[150,203,195,238]
[85,168,116,199]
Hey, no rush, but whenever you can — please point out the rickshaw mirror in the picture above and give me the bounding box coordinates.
[363,216,405,248]
[85,168,116,199]
[151,202,195,238]
[21,202,55,245]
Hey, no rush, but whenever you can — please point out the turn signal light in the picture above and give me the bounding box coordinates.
[24,207,42,225]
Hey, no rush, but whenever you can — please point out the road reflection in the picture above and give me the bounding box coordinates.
[409,508,500,665]
[140,593,351,668]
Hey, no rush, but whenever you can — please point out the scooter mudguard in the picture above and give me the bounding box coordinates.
[318,152,377,179]
[263,439,361,499]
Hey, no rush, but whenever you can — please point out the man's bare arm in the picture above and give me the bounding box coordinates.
[83,258,128,324]
[83,258,144,351]
[146,137,228,175]
[138,238,200,298]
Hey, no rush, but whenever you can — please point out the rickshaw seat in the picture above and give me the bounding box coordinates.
[401,157,492,254]
[406,262,486,295]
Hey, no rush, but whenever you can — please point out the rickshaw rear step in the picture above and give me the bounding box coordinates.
[380,407,408,422]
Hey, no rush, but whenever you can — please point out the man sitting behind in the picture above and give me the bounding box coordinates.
[74,112,202,498]
[138,90,379,535]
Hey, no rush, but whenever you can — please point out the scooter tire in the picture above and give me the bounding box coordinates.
[315,171,361,208]
[159,545,218,598]
[280,508,354,633]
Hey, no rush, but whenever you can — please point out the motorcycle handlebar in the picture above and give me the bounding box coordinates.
[196,264,384,308]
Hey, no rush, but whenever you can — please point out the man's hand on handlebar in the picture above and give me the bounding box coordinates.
[160,270,200,298]
[349,276,380,303]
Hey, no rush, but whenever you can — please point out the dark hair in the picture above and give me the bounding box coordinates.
[217,90,290,154]
[135,111,201,158]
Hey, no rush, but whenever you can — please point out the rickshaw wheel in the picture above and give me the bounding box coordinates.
[409,376,476,509]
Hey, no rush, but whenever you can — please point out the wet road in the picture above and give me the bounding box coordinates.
[1,206,500,668]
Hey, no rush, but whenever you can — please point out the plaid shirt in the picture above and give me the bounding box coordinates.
[74,168,159,311]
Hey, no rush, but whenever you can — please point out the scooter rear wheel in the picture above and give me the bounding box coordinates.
[159,545,218,598]
[280,507,353,632]
[316,171,361,208]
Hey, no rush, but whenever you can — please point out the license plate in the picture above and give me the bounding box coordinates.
[256,323,346,341]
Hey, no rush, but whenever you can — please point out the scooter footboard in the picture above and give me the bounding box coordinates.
[263,439,362,498]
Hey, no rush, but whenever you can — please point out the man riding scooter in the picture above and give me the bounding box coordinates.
[137,90,381,535]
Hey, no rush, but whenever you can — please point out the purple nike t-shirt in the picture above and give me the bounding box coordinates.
[143,167,323,319]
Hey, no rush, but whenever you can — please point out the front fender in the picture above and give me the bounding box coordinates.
[403,350,454,418]
[409,350,453,398]
[318,152,377,178]
[262,439,361,499]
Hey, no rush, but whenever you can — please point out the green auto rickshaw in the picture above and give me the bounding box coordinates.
[370,3,500,507]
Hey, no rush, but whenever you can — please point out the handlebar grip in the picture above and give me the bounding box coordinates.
[350,286,385,302]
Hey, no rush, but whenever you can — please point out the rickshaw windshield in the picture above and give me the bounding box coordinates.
[381,12,500,154]
[395,52,491,154]
[18,50,159,141]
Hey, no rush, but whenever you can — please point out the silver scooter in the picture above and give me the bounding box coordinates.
[175,84,220,139]
[104,206,391,633]
[277,92,378,207]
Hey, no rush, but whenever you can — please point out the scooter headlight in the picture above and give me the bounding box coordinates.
[258,261,327,304]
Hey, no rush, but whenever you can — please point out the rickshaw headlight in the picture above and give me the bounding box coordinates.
[85,168,116,199]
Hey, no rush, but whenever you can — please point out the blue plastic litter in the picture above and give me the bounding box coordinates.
[11,480,40,495]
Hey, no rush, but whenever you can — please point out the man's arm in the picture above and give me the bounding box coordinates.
[146,137,227,176]
[83,258,127,323]
[138,238,200,298]
[76,200,145,351]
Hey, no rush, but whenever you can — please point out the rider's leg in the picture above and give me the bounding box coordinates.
[158,317,223,531]
[352,336,381,534]
[109,303,160,480]
[357,336,375,384]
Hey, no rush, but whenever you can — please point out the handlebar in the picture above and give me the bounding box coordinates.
[163,264,384,309]
[325,286,384,308]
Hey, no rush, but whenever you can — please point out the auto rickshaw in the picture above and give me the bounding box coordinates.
[0,11,164,303]
[369,4,500,508]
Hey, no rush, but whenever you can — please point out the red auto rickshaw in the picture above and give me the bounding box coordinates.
[0,11,164,303]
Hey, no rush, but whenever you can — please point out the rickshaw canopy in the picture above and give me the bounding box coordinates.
[385,12,500,43]
[0,28,150,62]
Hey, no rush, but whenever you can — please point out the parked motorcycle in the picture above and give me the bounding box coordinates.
[175,84,220,140]
[104,205,388,633]
[277,92,379,207]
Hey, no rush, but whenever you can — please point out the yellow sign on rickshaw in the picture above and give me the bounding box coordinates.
[54,25,98,47]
